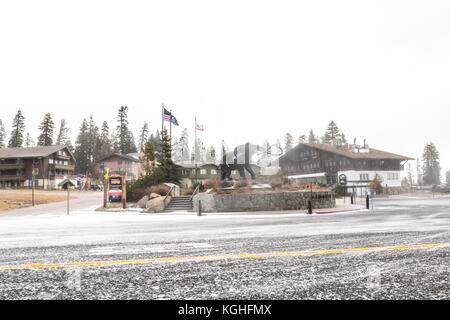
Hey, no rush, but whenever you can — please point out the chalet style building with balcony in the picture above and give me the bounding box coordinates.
[98,153,143,181]
[0,145,76,189]
[279,141,413,195]
[176,163,220,188]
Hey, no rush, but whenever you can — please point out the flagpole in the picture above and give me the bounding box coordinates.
[170,109,172,149]
[194,116,197,182]
[161,103,164,134]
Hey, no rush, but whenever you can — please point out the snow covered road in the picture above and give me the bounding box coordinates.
[0,196,449,299]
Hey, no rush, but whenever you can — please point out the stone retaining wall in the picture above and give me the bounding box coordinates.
[193,190,335,213]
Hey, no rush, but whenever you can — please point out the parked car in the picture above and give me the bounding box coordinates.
[90,183,103,191]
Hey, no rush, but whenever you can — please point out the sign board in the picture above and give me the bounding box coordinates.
[338,174,347,186]
[108,176,124,202]
[110,177,122,185]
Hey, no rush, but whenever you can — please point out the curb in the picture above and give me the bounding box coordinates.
[314,208,366,214]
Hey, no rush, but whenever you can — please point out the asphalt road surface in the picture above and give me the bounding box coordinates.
[0,195,448,300]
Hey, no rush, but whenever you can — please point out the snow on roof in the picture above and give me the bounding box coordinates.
[282,143,413,161]
[0,145,73,159]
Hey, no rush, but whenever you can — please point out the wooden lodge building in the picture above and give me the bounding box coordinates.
[0,145,76,189]
[279,141,413,195]
[176,163,220,188]
[98,153,143,181]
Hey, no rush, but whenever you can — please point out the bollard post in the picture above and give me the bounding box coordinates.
[67,184,70,215]
[122,178,127,209]
[197,200,202,216]
[308,199,312,214]
[351,194,354,205]
[366,195,370,210]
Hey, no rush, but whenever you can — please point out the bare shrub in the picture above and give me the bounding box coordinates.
[205,178,219,189]
[146,184,171,196]
[269,178,283,188]
[234,179,250,188]
[127,183,171,202]
[182,188,194,195]
[217,180,233,188]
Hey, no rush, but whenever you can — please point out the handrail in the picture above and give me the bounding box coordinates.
[190,184,200,201]
[164,185,175,201]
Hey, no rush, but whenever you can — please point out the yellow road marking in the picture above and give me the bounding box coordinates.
[0,243,448,271]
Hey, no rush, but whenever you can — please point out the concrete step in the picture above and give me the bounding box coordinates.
[166,204,193,208]
[164,196,193,212]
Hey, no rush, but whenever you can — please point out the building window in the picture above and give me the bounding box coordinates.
[200,169,206,175]
[387,172,399,180]
[360,173,369,181]
[210,169,217,175]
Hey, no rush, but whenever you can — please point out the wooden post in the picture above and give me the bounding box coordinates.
[31,162,35,206]
[103,178,107,208]
[32,181,35,206]
[67,183,70,215]
[122,177,127,209]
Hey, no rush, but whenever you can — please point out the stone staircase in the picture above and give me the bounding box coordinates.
[164,195,193,212]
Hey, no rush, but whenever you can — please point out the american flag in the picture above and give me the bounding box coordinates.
[163,108,179,126]
[195,123,204,131]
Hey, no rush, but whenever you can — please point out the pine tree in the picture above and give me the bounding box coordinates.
[0,119,6,148]
[111,132,120,153]
[97,121,112,160]
[206,146,216,163]
[416,157,422,186]
[308,129,318,143]
[149,130,162,154]
[275,139,283,155]
[127,130,138,154]
[422,142,441,185]
[74,119,90,174]
[322,121,340,144]
[370,174,384,194]
[8,110,26,148]
[138,122,149,152]
[73,117,99,174]
[263,140,271,157]
[176,128,190,162]
[157,128,179,183]
[194,137,205,163]
[37,113,55,146]
[297,134,306,144]
[116,105,137,154]
[24,133,34,147]
[87,115,100,168]
[55,119,74,152]
[285,133,293,152]
[340,133,347,144]
[139,141,156,176]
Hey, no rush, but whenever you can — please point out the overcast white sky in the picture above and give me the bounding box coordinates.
[0,0,449,179]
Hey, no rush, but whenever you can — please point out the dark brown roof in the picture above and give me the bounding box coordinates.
[282,143,413,160]
[0,145,74,159]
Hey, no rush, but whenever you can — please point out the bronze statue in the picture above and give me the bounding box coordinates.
[220,142,263,180]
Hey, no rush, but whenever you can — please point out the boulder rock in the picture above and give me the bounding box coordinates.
[137,195,149,208]
[149,193,161,199]
[146,197,165,213]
